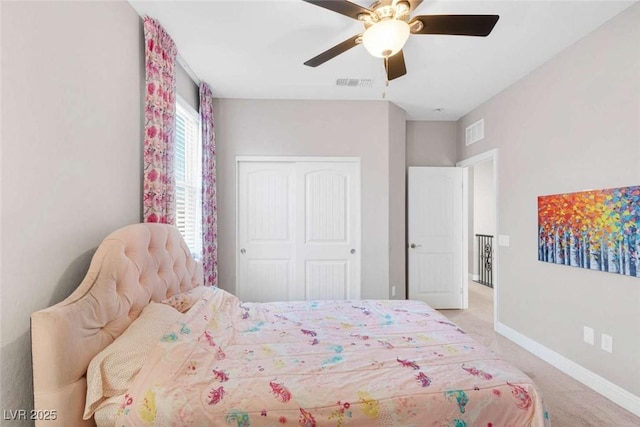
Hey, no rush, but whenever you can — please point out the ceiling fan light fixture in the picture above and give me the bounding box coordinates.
[362,19,410,58]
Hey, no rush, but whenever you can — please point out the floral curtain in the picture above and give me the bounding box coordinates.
[200,83,218,286]
[143,17,178,224]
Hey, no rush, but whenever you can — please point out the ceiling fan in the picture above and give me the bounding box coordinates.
[302,0,499,81]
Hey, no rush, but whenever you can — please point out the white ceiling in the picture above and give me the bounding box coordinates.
[128,0,636,120]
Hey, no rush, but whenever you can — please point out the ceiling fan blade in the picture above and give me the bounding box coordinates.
[411,14,499,36]
[302,0,372,20]
[385,50,407,81]
[304,34,361,67]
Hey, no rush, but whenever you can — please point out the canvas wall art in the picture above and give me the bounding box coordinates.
[538,185,640,277]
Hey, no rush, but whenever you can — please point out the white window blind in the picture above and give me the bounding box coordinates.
[175,97,202,259]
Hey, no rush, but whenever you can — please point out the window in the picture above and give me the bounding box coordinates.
[175,97,202,258]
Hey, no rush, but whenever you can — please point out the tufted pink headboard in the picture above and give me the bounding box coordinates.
[30,223,204,426]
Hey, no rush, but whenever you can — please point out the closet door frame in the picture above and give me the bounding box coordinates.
[235,156,361,301]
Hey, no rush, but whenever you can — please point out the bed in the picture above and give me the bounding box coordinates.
[31,223,549,426]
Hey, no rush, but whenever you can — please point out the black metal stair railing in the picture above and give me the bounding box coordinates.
[476,234,493,288]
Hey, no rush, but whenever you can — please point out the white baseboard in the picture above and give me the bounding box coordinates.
[495,321,640,418]
[469,274,480,281]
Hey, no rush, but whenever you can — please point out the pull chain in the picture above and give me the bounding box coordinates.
[382,57,389,98]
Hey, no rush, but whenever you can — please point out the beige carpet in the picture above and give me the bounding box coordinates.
[439,281,640,427]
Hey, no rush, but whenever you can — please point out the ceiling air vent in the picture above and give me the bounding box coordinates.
[336,78,374,88]
[465,118,485,146]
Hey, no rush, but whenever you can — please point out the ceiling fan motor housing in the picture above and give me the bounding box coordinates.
[359,0,411,28]
[359,0,413,58]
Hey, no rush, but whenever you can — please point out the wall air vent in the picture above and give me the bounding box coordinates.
[336,78,374,88]
[465,118,485,146]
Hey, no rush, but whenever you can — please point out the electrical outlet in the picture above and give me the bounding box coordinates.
[391,285,396,297]
[583,326,594,345]
[601,333,613,353]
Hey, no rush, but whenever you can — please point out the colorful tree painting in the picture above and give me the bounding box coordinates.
[538,186,640,277]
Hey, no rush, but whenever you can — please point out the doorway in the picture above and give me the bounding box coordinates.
[407,167,467,309]
[457,149,498,326]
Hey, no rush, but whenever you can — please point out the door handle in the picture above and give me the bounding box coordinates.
[350,249,356,254]
[409,243,422,249]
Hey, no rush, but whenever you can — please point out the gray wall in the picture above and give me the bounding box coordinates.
[472,160,495,237]
[457,3,640,396]
[471,160,496,277]
[1,0,143,420]
[388,103,407,299]
[406,121,457,167]
[213,99,405,300]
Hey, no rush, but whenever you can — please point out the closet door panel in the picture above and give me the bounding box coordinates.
[296,162,360,300]
[305,260,348,300]
[305,171,348,243]
[238,159,360,302]
[237,162,298,302]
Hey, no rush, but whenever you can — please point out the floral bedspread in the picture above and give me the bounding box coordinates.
[116,287,549,427]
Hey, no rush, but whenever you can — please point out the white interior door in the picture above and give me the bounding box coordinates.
[238,158,360,302]
[408,167,467,309]
[237,162,297,301]
[296,161,360,300]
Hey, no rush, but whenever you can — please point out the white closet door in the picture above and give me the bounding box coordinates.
[296,162,360,300]
[237,162,297,302]
[237,159,360,302]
